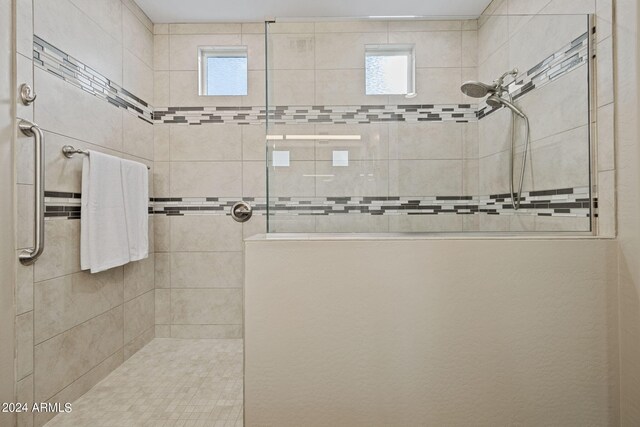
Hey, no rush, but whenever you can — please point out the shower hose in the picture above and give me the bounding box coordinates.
[507,92,530,211]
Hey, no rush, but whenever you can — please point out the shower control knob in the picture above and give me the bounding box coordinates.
[231,201,253,223]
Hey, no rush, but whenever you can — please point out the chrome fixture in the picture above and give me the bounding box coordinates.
[19,83,37,105]
[231,201,253,223]
[486,94,527,118]
[62,145,151,169]
[460,69,518,99]
[461,69,531,210]
[18,119,45,265]
[460,80,496,98]
[62,145,89,158]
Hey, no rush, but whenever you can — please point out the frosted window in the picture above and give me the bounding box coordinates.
[199,47,248,96]
[365,45,415,96]
[207,57,247,96]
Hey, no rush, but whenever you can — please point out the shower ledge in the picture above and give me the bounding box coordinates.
[245,232,608,242]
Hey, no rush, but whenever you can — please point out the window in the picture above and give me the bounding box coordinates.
[198,46,248,96]
[365,44,415,96]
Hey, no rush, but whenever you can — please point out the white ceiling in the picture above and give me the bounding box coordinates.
[134,0,493,23]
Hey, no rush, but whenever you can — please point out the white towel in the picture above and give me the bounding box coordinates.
[81,151,130,273]
[121,159,149,262]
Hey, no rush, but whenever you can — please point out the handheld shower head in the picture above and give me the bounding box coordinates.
[485,94,502,108]
[463,68,529,213]
[486,94,526,118]
[460,81,496,98]
[461,70,526,119]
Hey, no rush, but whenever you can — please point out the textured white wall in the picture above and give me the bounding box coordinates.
[245,237,619,426]
[614,0,640,424]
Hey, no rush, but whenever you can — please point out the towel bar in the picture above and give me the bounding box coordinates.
[62,145,151,170]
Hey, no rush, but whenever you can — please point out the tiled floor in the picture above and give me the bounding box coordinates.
[45,339,244,427]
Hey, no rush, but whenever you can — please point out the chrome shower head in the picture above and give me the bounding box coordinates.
[460,69,519,99]
[460,81,496,98]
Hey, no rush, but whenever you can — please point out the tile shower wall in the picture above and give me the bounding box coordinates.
[476,0,600,232]
[151,12,607,335]
[15,0,155,425]
[153,16,598,236]
[261,18,594,233]
[265,21,480,233]
[152,23,264,339]
[151,20,480,338]
[9,5,612,423]
[150,30,593,231]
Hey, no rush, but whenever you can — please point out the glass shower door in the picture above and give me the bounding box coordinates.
[265,15,593,234]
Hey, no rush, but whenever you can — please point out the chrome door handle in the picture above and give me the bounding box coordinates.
[18,119,45,265]
[231,201,253,223]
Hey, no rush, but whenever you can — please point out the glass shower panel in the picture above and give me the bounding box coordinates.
[265,15,593,234]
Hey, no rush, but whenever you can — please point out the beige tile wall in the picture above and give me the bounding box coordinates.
[152,20,479,338]
[10,3,615,422]
[153,21,264,338]
[264,21,478,233]
[15,0,155,425]
[152,9,608,337]
[477,0,601,232]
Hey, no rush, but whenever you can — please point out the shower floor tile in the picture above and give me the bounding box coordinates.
[44,338,244,427]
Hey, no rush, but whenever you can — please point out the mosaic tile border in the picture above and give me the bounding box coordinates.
[44,187,595,221]
[152,104,478,125]
[478,31,589,119]
[151,187,593,218]
[31,29,588,128]
[44,191,153,220]
[33,36,154,124]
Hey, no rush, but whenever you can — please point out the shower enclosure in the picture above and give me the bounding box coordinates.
[246,14,616,426]
[263,14,593,234]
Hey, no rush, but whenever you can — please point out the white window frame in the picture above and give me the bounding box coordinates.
[364,44,416,96]
[198,46,248,96]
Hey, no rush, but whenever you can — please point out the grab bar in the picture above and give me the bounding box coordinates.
[18,119,45,265]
